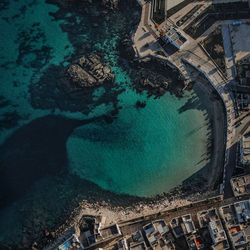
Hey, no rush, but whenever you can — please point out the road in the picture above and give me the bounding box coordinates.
[221,24,237,84]
[224,143,237,198]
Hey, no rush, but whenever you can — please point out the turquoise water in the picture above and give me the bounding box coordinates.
[0,0,211,246]
[68,84,210,197]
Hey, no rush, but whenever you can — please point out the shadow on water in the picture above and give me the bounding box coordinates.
[29,64,125,115]
[0,114,104,209]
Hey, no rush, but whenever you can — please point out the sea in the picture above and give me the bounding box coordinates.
[0,0,212,246]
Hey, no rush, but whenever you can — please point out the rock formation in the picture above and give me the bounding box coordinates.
[119,36,135,60]
[67,54,115,87]
[101,0,119,10]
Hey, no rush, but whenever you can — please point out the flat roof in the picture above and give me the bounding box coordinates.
[231,174,250,196]
[230,23,250,63]
[166,28,187,46]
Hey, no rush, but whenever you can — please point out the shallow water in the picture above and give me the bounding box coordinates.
[0,0,211,245]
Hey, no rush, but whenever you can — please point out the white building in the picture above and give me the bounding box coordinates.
[165,28,187,49]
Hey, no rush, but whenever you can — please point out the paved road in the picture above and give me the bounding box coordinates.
[221,24,237,83]
[224,143,237,198]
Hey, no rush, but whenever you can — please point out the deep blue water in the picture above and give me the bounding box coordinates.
[0,0,212,246]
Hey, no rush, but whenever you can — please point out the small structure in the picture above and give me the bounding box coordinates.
[208,221,229,250]
[129,230,147,249]
[170,214,195,238]
[197,208,229,250]
[116,238,129,250]
[220,201,250,249]
[234,200,250,224]
[143,219,170,248]
[164,28,187,49]
[231,174,250,197]
[241,133,250,165]
[185,232,204,250]
[79,216,122,249]
[130,241,147,250]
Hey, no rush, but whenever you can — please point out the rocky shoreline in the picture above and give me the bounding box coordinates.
[39,184,218,250]
[67,54,115,87]
[58,0,136,12]
[28,3,212,250]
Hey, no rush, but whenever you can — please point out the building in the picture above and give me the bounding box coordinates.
[220,201,250,249]
[143,219,171,248]
[234,200,250,224]
[80,216,121,249]
[129,230,148,249]
[231,174,250,197]
[208,220,229,249]
[185,232,204,250]
[197,208,229,250]
[130,241,147,250]
[116,238,129,250]
[241,133,250,165]
[170,214,195,238]
[164,28,187,49]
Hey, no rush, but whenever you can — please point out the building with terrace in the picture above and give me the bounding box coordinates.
[231,174,250,197]
[197,208,229,250]
[220,203,248,249]
[143,219,170,248]
[170,214,195,238]
[185,232,204,250]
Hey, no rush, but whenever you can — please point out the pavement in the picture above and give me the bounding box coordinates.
[224,143,237,198]
[221,24,237,84]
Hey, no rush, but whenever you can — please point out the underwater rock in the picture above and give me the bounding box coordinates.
[101,0,119,10]
[136,100,146,108]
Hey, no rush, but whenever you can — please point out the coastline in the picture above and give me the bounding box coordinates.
[187,66,226,189]
[0,0,231,248]
[42,187,220,249]
[40,74,226,249]
[39,53,229,249]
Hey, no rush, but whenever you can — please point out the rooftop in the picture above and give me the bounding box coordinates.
[234,200,250,224]
[231,174,250,197]
[143,219,170,248]
[197,208,219,228]
[186,232,204,250]
[197,209,229,249]
[230,23,250,63]
[129,242,147,250]
[242,133,250,163]
[220,202,249,248]
[100,224,121,239]
[170,214,195,238]
[165,28,187,48]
